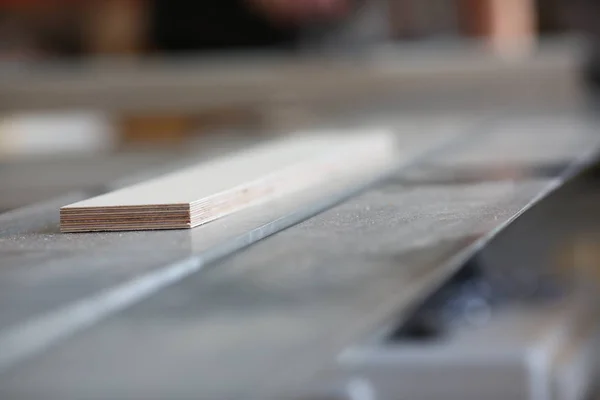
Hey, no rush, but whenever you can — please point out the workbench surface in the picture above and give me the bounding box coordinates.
[0,45,599,399]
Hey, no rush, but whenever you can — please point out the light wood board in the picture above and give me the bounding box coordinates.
[60,131,397,233]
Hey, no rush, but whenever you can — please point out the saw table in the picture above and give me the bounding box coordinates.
[1,42,600,400]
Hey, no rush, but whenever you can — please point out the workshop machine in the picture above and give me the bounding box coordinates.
[1,40,600,400]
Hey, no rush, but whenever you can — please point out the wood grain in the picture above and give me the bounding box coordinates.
[60,131,397,233]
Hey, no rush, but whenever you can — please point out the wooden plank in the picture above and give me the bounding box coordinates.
[60,130,397,233]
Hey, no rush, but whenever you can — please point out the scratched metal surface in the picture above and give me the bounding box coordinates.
[0,45,598,399]
[0,106,598,400]
[0,114,476,375]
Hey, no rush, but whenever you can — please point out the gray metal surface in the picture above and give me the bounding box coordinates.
[0,107,598,399]
[337,178,600,400]
[341,297,600,400]
[0,116,471,374]
[0,46,598,399]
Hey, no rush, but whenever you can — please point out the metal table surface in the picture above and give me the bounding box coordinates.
[0,49,599,399]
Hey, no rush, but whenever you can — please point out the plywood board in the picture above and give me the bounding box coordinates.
[60,130,397,233]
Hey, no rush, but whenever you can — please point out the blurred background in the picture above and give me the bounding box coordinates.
[0,0,577,60]
[0,0,591,161]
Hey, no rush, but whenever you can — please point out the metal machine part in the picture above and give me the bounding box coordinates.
[341,297,599,400]
[0,47,599,399]
[339,176,600,400]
